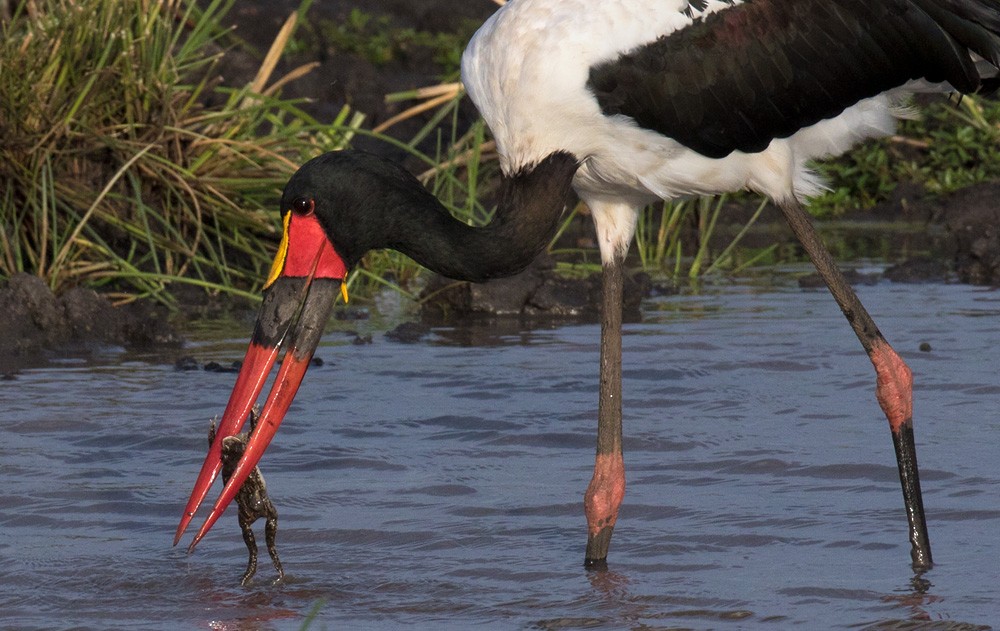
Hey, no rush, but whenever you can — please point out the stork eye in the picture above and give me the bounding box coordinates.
[290,197,315,215]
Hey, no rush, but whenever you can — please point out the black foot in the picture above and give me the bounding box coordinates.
[584,556,608,571]
[584,525,614,569]
[892,422,932,569]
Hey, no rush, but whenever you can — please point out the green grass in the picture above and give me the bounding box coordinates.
[0,0,361,305]
[289,8,481,78]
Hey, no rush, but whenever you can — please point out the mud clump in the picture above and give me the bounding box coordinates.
[943,183,1000,285]
[420,256,651,321]
[0,273,181,370]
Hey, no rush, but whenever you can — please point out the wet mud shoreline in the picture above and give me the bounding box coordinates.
[3,179,997,373]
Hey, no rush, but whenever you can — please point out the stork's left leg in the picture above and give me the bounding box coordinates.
[778,197,932,569]
[584,253,626,567]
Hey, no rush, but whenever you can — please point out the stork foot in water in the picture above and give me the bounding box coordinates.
[778,197,930,568]
[585,255,627,566]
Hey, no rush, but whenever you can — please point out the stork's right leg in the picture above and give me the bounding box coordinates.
[584,254,626,567]
[778,198,931,569]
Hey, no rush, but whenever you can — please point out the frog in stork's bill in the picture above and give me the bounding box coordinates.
[208,409,284,586]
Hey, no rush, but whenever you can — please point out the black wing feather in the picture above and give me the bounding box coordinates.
[588,0,1000,158]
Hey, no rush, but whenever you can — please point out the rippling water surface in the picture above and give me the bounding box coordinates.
[3,273,999,630]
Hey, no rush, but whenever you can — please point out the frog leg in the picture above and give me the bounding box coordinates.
[239,518,258,586]
[265,507,284,582]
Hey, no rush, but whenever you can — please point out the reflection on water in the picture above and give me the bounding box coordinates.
[1,273,999,630]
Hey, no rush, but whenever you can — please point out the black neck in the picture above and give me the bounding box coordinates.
[382,152,579,282]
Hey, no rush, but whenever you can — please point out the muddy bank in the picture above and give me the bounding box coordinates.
[420,255,653,322]
[3,181,998,371]
[939,183,1000,284]
[859,180,1000,285]
[0,274,182,373]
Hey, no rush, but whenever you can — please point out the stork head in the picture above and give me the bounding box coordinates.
[175,154,362,549]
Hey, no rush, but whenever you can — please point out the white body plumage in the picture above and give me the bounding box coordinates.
[461,0,923,260]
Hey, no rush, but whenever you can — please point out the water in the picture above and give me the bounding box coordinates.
[2,271,999,630]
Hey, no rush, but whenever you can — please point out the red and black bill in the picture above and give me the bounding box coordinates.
[174,204,347,551]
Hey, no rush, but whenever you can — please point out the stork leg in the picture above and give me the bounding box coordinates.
[584,254,626,568]
[778,197,932,569]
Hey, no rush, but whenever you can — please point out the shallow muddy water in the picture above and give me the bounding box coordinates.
[2,269,999,630]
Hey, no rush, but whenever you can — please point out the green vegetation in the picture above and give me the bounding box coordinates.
[811,96,1000,216]
[0,0,361,305]
[634,195,777,278]
[2,0,999,309]
[292,8,481,77]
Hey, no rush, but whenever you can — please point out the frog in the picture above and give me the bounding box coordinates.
[208,409,284,586]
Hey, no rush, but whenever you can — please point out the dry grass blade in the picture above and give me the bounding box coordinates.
[374,82,464,134]
[49,144,156,278]
[262,62,321,97]
[418,140,496,183]
[246,11,297,99]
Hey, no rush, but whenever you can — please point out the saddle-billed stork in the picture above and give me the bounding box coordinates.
[175,0,1000,570]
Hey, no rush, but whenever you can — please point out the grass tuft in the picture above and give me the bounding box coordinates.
[0,0,359,305]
